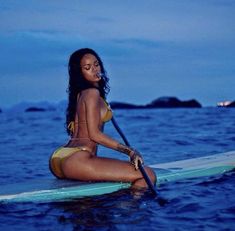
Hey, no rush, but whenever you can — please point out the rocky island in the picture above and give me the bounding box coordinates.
[25,107,47,112]
[110,97,202,109]
[25,105,56,112]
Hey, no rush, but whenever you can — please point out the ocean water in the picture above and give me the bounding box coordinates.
[0,107,235,231]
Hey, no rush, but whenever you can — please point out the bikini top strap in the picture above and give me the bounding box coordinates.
[72,93,81,137]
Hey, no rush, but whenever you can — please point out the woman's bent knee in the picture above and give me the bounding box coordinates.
[144,166,157,185]
[131,166,156,188]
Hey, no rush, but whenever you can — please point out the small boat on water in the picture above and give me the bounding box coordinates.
[217,101,235,107]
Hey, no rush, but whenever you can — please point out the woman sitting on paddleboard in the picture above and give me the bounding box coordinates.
[49,48,156,188]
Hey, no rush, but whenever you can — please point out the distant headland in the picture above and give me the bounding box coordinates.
[110,96,202,109]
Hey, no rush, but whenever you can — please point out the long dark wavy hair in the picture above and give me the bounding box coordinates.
[66,48,110,135]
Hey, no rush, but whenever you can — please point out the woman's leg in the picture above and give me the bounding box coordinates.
[61,151,156,188]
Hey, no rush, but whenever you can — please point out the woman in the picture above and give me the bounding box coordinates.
[49,48,156,188]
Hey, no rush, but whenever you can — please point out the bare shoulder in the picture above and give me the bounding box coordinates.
[81,88,100,103]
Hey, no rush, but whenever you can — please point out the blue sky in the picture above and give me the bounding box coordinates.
[0,0,234,107]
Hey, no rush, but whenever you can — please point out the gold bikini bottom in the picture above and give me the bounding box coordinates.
[49,146,91,179]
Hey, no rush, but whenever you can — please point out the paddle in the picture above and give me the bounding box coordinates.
[111,117,157,196]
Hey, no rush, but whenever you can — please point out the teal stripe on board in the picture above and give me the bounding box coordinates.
[156,165,235,183]
[0,182,131,203]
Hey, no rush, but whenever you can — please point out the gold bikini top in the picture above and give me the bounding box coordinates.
[102,100,113,122]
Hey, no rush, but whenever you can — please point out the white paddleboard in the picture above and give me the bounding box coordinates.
[0,150,234,203]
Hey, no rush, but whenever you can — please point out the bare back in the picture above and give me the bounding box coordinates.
[65,88,110,153]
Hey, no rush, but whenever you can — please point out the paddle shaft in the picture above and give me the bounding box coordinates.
[111,117,157,196]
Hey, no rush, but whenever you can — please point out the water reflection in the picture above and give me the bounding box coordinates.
[52,189,164,230]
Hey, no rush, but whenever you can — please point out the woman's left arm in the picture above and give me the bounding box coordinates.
[84,89,143,168]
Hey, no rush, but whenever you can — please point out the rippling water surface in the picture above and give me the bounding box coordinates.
[0,107,235,230]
